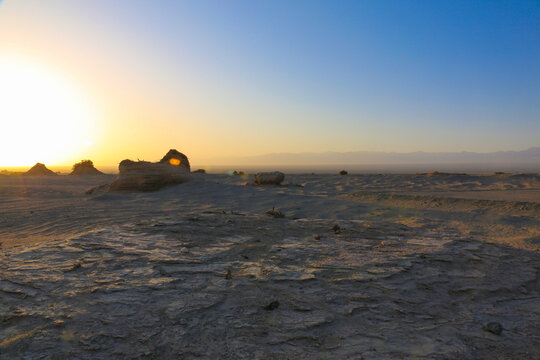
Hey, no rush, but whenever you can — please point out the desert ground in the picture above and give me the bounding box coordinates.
[1,172,539,359]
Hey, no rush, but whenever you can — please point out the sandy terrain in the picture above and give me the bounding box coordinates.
[1,172,539,358]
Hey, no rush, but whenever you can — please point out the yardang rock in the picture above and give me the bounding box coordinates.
[23,163,57,176]
[102,149,191,192]
[70,160,104,175]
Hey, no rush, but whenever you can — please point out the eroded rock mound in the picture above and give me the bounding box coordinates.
[23,163,57,176]
[159,149,191,171]
[254,171,285,185]
[86,150,191,193]
[107,159,191,192]
[70,160,104,175]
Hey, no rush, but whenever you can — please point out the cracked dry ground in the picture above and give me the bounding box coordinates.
[1,214,539,359]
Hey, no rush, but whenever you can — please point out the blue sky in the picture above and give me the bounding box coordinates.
[0,0,538,164]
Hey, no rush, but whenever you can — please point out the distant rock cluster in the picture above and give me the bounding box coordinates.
[22,160,105,176]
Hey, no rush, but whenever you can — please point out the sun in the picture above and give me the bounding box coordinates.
[0,56,99,167]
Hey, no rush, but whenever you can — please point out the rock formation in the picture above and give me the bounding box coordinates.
[87,149,192,193]
[254,171,285,185]
[70,160,104,175]
[23,163,57,176]
[339,170,348,176]
[108,158,191,192]
[159,149,191,172]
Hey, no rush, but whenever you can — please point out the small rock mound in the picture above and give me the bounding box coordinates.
[254,171,285,185]
[159,149,191,171]
[23,163,57,176]
[413,171,470,178]
[483,322,503,335]
[265,207,284,218]
[419,171,467,177]
[263,300,280,311]
[70,160,103,175]
[339,170,348,176]
[192,169,206,174]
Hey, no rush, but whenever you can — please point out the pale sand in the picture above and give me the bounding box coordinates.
[0,173,539,358]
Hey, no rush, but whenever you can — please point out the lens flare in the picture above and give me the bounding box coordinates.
[169,158,181,166]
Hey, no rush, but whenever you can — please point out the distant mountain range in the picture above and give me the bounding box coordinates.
[201,147,540,166]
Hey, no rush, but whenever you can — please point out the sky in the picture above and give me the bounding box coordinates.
[0,0,538,167]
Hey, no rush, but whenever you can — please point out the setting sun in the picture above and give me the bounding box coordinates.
[0,56,98,166]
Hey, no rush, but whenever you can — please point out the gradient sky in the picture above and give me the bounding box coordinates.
[0,0,539,166]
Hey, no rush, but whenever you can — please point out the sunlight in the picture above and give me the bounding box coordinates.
[0,56,98,166]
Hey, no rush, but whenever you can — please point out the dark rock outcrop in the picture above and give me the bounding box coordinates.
[70,160,104,175]
[483,322,503,335]
[23,163,57,176]
[339,170,348,176]
[415,171,468,177]
[254,172,285,185]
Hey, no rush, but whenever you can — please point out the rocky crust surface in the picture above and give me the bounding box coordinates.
[0,213,539,359]
[1,173,539,358]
